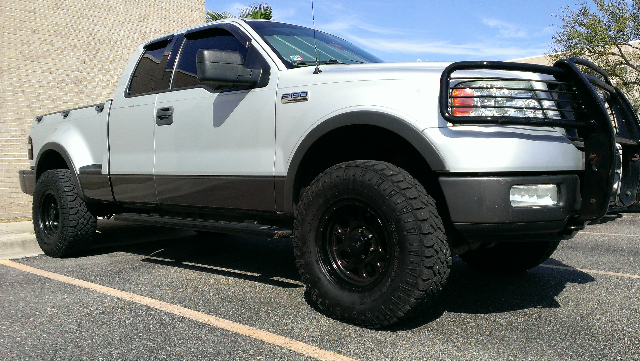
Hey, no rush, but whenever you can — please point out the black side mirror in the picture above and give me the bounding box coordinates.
[196,49,261,85]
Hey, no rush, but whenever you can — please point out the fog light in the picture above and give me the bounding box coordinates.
[510,184,558,207]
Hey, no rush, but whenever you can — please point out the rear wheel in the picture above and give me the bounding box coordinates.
[33,169,96,257]
[294,161,450,328]
[459,240,560,274]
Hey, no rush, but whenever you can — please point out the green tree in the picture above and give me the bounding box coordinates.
[205,11,234,21]
[206,3,273,22]
[550,0,640,111]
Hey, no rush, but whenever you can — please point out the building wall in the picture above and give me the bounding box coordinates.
[0,0,204,219]
[510,54,554,66]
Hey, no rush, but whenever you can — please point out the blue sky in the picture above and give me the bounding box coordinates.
[204,0,588,62]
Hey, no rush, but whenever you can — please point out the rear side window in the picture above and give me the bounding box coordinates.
[172,28,248,91]
[128,38,173,96]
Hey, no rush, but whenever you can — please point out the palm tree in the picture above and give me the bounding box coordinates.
[240,3,273,19]
[206,3,273,22]
[205,11,234,22]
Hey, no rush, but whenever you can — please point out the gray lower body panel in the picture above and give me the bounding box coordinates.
[439,174,582,239]
[18,170,36,196]
[111,175,157,203]
[110,174,280,212]
[155,175,275,211]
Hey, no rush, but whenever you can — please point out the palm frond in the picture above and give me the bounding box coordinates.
[239,3,273,20]
[206,11,234,22]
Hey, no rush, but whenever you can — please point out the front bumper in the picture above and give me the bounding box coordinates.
[439,174,581,241]
[19,170,36,195]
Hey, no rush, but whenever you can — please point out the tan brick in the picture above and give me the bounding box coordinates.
[0,0,204,219]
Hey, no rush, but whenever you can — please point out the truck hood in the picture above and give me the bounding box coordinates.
[276,62,453,89]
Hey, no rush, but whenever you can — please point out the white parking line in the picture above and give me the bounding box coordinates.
[0,259,358,361]
[540,264,640,279]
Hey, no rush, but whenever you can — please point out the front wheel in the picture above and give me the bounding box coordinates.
[32,169,97,257]
[459,240,560,274]
[294,161,450,328]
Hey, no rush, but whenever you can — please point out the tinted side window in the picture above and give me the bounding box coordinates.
[128,39,173,96]
[172,28,248,91]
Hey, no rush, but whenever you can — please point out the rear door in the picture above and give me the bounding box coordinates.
[109,36,177,203]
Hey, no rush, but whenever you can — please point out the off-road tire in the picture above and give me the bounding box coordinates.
[294,160,450,328]
[459,240,560,274]
[32,169,97,257]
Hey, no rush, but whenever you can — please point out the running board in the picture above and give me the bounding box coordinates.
[113,213,292,239]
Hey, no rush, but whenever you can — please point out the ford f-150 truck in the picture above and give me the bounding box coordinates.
[18,18,640,328]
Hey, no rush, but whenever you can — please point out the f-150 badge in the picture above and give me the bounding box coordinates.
[281,91,309,104]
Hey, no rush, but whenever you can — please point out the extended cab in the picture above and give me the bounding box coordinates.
[19,19,640,328]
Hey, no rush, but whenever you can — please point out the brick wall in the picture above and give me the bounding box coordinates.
[0,0,204,219]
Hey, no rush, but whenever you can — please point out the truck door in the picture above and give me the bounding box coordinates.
[109,36,177,203]
[153,26,277,210]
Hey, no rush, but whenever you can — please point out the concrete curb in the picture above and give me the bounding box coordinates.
[0,221,40,260]
[1,233,41,259]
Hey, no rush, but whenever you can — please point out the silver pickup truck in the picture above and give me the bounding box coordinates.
[18,18,640,328]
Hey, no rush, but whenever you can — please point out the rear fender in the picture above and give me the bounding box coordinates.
[35,143,85,200]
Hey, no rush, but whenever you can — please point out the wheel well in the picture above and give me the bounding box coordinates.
[34,148,119,216]
[292,124,463,248]
[293,124,443,199]
[36,150,70,180]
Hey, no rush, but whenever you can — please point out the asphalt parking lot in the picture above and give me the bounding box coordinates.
[1,214,639,360]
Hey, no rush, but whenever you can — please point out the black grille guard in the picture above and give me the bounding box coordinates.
[439,57,640,220]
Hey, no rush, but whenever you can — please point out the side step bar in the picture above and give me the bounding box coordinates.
[113,213,292,239]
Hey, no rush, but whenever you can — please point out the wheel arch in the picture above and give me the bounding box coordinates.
[35,143,85,201]
[283,110,449,214]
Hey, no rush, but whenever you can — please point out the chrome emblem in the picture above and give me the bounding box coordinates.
[281,91,309,104]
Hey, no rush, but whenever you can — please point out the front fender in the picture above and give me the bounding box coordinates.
[282,110,449,213]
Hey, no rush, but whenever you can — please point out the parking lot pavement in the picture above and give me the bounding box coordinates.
[1,215,639,360]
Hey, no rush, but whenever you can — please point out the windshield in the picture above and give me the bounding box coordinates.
[247,21,383,68]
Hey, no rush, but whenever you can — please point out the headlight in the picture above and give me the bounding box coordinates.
[450,80,561,119]
[510,184,558,207]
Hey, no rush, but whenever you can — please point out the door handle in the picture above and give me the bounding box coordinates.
[156,106,173,126]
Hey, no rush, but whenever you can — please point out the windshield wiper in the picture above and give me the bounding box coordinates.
[292,59,365,67]
[333,59,366,64]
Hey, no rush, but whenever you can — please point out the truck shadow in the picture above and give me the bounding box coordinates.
[137,233,302,289]
[391,257,595,331]
[84,222,596,330]
[588,212,623,225]
[85,221,302,289]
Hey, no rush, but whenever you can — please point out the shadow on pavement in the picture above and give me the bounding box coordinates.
[588,212,623,225]
[84,221,302,288]
[82,222,596,331]
[391,256,595,331]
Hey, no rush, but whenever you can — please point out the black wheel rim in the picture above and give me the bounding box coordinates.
[319,200,394,291]
[39,192,60,238]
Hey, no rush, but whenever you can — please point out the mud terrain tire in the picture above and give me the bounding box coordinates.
[294,161,450,328]
[32,169,96,257]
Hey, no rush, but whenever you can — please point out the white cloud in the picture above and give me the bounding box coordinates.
[482,18,528,38]
[321,18,405,36]
[271,7,297,21]
[348,35,546,60]
[219,2,251,16]
[308,15,545,60]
